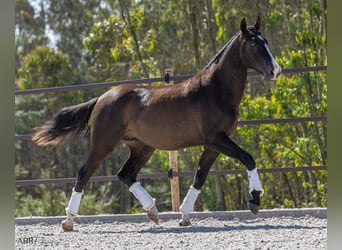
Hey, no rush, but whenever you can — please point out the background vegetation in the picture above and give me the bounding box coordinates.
[15,0,327,217]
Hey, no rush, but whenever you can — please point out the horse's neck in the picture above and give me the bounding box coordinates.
[213,40,247,107]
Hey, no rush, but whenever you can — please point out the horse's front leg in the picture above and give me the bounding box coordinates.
[179,149,219,226]
[246,169,264,214]
[211,133,264,214]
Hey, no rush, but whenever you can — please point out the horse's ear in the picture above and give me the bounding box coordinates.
[240,18,248,34]
[255,16,261,31]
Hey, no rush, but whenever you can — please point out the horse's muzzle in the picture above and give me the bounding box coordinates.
[270,64,282,80]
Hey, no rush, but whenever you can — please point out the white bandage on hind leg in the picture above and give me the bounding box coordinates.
[129,182,155,210]
[65,188,84,216]
[180,186,200,214]
[247,169,264,196]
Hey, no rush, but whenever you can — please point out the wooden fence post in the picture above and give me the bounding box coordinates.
[165,68,180,212]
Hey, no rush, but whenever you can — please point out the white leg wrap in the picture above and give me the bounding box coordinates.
[65,188,84,216]
[180,186,200,214]
[247,169,264,196]
[129,182,155,210]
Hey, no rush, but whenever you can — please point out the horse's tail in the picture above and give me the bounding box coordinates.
[32,97,99,146]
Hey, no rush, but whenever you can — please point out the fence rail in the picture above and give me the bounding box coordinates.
[15,115,327,141]
[15,66,327,96]
[16,165,327,187]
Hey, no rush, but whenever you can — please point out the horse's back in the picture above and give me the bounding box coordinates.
[89,70,221,150]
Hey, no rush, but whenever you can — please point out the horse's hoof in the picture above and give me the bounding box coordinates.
[247,201,259,215]
[61,219,74,232]
[179,219,191,226]
[147,206,159,225]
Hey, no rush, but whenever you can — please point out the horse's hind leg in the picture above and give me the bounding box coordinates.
[61,128,122,231]
[117,142,158,224]
[179,149,219,226]
[61,148,117,231]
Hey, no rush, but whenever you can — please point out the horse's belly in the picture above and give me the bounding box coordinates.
[127,99,205,150]
[129,121,203,150]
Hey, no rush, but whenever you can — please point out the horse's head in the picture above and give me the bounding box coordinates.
[239,16,281,80]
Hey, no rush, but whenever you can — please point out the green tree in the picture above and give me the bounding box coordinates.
[15,46,85,217]
[15,0,48,78]
[47,0,110,83]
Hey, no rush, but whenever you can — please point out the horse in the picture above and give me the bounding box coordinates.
[32,16,281,231]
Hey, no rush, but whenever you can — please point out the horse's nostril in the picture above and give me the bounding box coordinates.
[270,70,275,79]
[270,67,280,80]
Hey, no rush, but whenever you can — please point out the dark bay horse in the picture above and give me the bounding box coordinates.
[32,17,281,231]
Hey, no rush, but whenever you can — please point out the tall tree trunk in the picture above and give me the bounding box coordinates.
[205,0,217,54]
[187,0,201,69]
[282,173,297,207]
[118,0,149,78]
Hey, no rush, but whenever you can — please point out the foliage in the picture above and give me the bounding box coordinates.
[18,46,75,89]
[15,0,327,217]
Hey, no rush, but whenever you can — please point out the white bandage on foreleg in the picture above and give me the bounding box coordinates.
[66,188,84,216]
[180,186,200,214]
[247,169,264,196]
[129,182,155,210]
